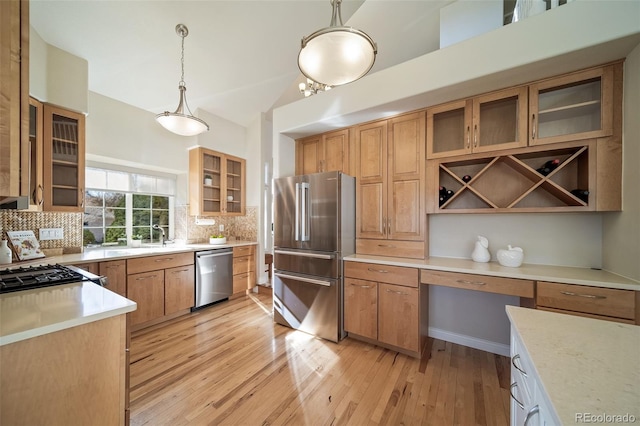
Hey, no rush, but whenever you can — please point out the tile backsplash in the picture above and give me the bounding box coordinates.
[0,205,258,256]
[175,205,258,243]
[0,211,83,254]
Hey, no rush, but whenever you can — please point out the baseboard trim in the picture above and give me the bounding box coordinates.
[428,327,510,357]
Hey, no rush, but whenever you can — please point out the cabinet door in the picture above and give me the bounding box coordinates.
[322,129,350,174]
[387,112,425,241]
[189,148,223,216]
[378,283,419,352]
[426,99,472,159]
[28,98,44,210]
[164,264,194,315]
[0,0,29,200]
[473,86,528,154]
[100,260,127,297]
[356,120,387,239]
[344,278,378,340]
[296,135,322,175]
[127,270,165,326]
[42,105,85,212]
[529,65,615,146]
[224,154,245,216]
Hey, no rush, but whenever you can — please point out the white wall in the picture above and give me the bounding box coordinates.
[29,26,47,101]
[440,0,503,48]
[603,44,640,282]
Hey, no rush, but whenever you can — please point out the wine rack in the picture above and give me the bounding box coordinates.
[428,141,602,213]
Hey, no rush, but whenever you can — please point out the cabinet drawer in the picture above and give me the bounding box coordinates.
[127,252,193,275]
[233,255,255,275]
[536,282,635,320]
[345,262,418,288]
[421,270,534,298]
[233,245,255,257]
[232,271,254,294]
[356,239,424,259]
[537,306,635,324]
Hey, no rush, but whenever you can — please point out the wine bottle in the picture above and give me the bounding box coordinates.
[462,175,472,183]
[446,189,454,198]
[537,159,560,176]
[439,196,446,207]
[570,189,589,203]
[439,186,447,197]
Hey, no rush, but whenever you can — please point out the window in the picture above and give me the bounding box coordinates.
[83,167,175,247]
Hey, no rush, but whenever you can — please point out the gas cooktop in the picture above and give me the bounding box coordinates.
[0,264,102,294]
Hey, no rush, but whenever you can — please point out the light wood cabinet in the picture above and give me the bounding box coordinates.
[536,281,636,324]
[43,104,86,212]
[127,270,165,325]
[126,252,194,328]
[427,138,621,213]
[189,147,246,217]
[529,64,617,146]
[295,128,351,175]
[420,270,534,298]
[0,0,29,201]
[164,264,195,315]
[344,261,427,357]
[0,314,127,426]
[355,112,426,259]
[232,245,256,296]
[427,86,528,159]
[344,278,377,340]
[100,260,127,297]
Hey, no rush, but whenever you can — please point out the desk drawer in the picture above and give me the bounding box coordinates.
[345,262,418,288]
[537,281,635,320]
[421,270,534,298]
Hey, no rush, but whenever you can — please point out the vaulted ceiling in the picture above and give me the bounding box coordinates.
[30,0,454,128]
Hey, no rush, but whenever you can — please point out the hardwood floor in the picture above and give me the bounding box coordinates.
[129,293,510,425]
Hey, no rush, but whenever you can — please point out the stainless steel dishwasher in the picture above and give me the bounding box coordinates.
[193,248,233,309]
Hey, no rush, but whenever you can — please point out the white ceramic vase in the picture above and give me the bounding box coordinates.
[497,245,524,267]
[471,235,490,263]
[0,240,12,265]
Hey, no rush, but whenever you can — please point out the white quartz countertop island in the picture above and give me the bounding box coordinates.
[506,306,640,425]
[0,282,137,346]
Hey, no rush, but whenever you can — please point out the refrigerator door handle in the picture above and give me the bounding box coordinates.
[274,249,334,259]
[301,182,310,241]
[274,272,332,287]
[295,182,300,241]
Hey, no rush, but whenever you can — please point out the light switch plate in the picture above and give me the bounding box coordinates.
[39,228,64,240]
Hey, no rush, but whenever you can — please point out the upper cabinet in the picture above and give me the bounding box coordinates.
[295,128,351,175]
[0,0,29,199]
[355,112,426,259]
[189,147,246,217]
[427,86,528,159]
[42,104,86,212]
[28,98,44,210]
[529,65,616,146]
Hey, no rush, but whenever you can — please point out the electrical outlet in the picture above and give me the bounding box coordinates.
[219,224,224,232]
[39,228,64,240]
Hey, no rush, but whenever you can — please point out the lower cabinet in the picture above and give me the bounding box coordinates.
[510,325,558,426]
[232,245,256,296]
[344,261,427,357]
[126,252,194,328]
[100,260,127,297]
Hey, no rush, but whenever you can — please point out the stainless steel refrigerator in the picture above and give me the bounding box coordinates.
[273,171,355,343]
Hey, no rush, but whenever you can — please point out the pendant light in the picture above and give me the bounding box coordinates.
[156,24,209,137]
[298,0,377,87]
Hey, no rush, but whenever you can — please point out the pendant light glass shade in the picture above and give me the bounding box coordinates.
[298,0,377,87]
[156,24,209,137]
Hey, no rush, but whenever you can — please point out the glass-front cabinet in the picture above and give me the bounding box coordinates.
[529,65,614,146]
[427,86,528,159]
[42,104,85,212]
[189,147,245,216]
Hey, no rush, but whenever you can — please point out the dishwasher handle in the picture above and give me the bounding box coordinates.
[196,251,233,260]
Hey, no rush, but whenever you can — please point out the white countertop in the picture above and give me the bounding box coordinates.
[0,282,137,346]
[506,306,640,424]
[5,240,258,268]
[344,254,640,291]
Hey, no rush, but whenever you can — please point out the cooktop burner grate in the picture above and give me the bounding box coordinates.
[0,265,86,293]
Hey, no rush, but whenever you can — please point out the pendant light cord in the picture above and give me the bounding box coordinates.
[180,30,185,86]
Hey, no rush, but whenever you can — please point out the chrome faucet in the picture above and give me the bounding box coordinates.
[152,224,166,246]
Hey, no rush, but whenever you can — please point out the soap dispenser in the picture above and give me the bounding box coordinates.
[0,239,12,265]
